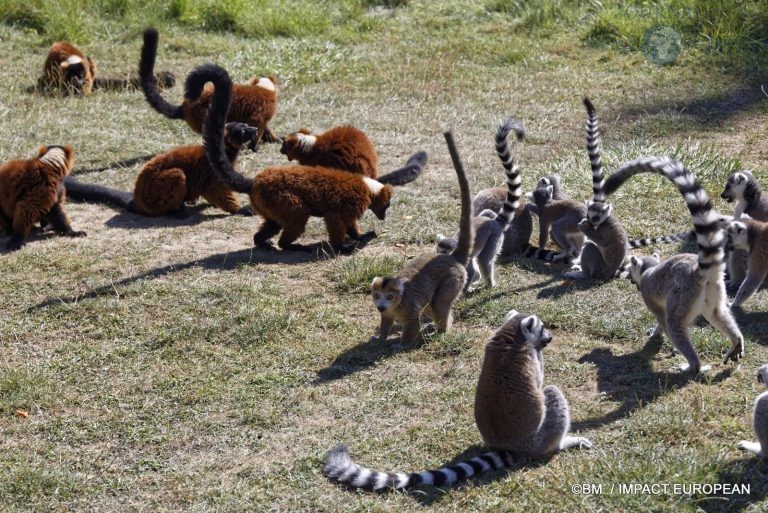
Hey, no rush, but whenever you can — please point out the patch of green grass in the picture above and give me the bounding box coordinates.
[329,253,406,293]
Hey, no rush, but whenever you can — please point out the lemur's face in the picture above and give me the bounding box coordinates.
[224,123,259,151]
[628,253,660,286]
[279,129,313,160]
[726,221,749,250]
[586,200,612,226]
[721,172,749,202]
[371,277,404,313]
[435,234,457,255]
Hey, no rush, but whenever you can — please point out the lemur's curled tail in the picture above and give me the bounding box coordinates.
[64,176,133,211]
[324,444,522,490]
[443,130,474,267]
[494,117,524,229]
[377,151,428,186]
[522,244,570,262]
[583,97,605,203]
[197,63,254,195]
[626,230,695,249]
[602,156,724,276]
[140,28,184,120]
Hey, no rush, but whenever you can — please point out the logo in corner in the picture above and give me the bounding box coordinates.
[642,25,682,65]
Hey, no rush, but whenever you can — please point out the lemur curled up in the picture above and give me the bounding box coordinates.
[0,145,86,250]
[323,310,591,490]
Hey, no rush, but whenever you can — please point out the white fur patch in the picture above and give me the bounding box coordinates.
[256,77,275,91]
[297,133,317,151]
[39,147,68,170]
[65,55,83,66]
[363,177,384,196]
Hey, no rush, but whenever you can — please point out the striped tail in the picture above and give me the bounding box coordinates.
[323,444,521,491]
[625,230,694,249]
[494,117,524,229]
[521,243,571,262]
[602,156,724,277]
[584,98,605,202]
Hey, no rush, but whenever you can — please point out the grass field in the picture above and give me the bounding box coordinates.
[1,1,768,511]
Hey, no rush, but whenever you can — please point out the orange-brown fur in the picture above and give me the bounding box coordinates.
[132,125,255,217]
[0,145,85,250]
[39,42,96,95]
[280,125,378,178]
[248,166,392,251]
[182,79,279,142]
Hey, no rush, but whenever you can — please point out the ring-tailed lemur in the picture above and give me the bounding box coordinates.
[607,156,744,372]
[737,364,768,459]
[436,118,523,290]
[564,98,628,280]
[723,217,768,307]
[371,131,473,344]
[721,171,768,292]
[323,310,591,490]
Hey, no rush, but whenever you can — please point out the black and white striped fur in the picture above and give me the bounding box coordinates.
[323,444,524,490]
[436,118,524,288]
[626,229,694,249]
[584,97,605,203]
[606,156,744,371]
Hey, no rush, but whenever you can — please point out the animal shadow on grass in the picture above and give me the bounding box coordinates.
[25,244,342,312]
[697,457,768,513]
[572,334,732,431]
[103,205,231,229]
[536,276,607,300]
[70,154,155,176]
[314,333,426,384]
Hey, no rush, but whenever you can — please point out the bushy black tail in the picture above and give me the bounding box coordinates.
[377,151,428,186]
[140,28,183,119]
[94,71,175,92]
[626,230,694,249]
[198,63,253,194]
[323,444,522,491]
[64,176,133,210]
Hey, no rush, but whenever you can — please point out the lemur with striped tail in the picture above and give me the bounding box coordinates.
[604,156,745,372]
[564,98,628,280]
[436,117,524,290]
[324,310,591,490]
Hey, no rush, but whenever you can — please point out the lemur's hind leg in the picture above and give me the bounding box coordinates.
[702,301,744,363]
[46,203,85,237]
[431,279,464,333]
[254,218,282,249]
[278,216,311,251]
[664,311,705,373]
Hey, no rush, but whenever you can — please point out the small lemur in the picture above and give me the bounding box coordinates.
[0,145,86,250]
[65,122,259,217]
[461,121,534,258]
[37,41,174,96]
[280,125,428,186]
[563,98,628,280]
[611,156,744,373]
[723,218,768,308]
[323,310,591,490]
[737,364,768,460]
[201,63,393,252]
[38,42,96,96]
[721,170,768,290]
[371,130,473,344]
[435,117,524,290]
[140,28,279,146]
